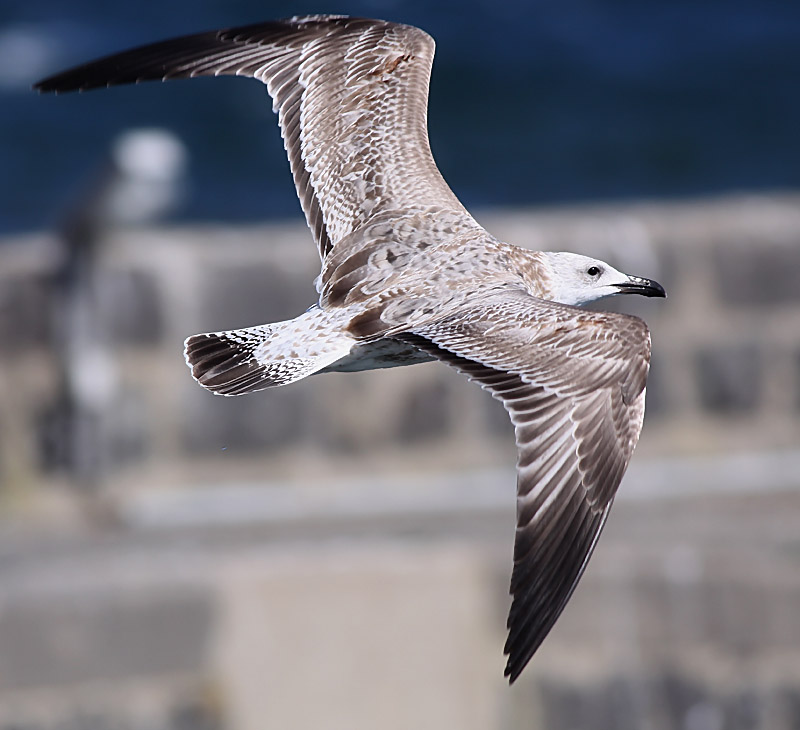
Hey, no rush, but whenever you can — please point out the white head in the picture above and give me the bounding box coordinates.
[539,252,666,307]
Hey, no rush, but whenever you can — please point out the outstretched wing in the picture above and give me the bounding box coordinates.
[34,15,472,262]
[403,289,652,682]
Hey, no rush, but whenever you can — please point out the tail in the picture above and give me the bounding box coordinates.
[184,315,354,396]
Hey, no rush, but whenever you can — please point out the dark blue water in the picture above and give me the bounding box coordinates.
[3,0,800,233]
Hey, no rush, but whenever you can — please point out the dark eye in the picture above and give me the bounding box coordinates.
[587,266,601,277]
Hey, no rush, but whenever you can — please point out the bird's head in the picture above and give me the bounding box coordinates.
[539,251,666,307]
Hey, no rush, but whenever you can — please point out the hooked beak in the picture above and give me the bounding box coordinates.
[614,275,667,299]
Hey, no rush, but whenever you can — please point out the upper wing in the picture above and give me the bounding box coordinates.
[403,290,652,682]
[34,15,472,262]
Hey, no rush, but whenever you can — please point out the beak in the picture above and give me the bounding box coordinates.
[614,275,667,299]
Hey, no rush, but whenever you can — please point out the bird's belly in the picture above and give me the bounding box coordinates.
[320,337,435,373]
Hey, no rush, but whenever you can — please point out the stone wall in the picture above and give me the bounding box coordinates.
[1,192,800,729]
[0,476,799,729]
[3,192,800,496]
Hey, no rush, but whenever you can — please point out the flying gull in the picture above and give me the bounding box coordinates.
[35,15,666,683]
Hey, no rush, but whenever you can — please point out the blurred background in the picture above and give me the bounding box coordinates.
[2,1,800,729]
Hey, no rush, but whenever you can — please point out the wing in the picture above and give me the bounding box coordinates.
[403,289,652,682]
[34,15,472,262]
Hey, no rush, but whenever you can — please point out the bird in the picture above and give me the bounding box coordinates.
[35,15,666,683]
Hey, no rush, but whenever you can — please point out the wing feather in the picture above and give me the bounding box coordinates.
[401,290,651,682]
[35,16,473,262]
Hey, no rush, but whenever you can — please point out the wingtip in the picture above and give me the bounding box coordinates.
[503,647,531,685]
[32,70,84,94]
[32,76,83,94]
[33,75,116,94]
[31,80,52,94]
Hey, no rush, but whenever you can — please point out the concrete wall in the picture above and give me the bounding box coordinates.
[3,193,800,495]
[1,478,799,730]
[1,192,800,729]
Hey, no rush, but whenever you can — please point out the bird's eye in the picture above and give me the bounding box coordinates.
[587,266,601,277]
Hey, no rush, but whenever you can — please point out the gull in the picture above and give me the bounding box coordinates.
[35,15,666,683]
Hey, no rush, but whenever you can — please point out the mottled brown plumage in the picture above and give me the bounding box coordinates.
[35,15,665,682]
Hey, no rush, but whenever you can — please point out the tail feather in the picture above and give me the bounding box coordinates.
[184,321,351,396]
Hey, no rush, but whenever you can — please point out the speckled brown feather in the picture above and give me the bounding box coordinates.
[35,16,472,264]
[36,16,662,684]
[403,289,651,682]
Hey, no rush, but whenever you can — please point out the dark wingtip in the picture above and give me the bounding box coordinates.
[504,663,522,685]
[28,29,223,95]
[31,79,55,94]
[32,81,69,95]
[29,16,370,97]
[503,643,535,685]
[33,69,112,94]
